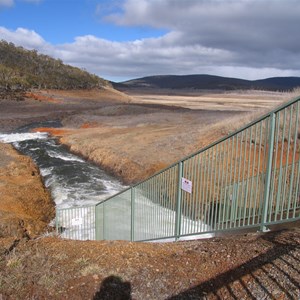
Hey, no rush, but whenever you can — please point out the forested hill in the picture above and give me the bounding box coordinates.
[113,74,300,92]
[0,40,109,94]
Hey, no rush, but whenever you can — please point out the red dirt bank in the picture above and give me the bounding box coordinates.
[0,143,54,238]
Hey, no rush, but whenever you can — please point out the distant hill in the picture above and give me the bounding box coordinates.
[112,74,300,92]
[0,40,109,100]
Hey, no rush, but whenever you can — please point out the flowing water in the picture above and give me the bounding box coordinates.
[0,121,124,209]
[0,121,212,241]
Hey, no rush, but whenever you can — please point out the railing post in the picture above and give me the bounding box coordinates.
[175,161,183,239]
[95,204,99,240]
[260,113,276,232]
[55,209,59,235]
[131,188,135,241]
[103,202,106,240]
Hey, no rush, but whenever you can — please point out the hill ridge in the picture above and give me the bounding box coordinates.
[113,74,300,92]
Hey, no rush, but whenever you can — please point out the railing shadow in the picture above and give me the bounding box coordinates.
[168,229,300,299]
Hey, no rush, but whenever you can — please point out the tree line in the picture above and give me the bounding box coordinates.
[0,40,109,96]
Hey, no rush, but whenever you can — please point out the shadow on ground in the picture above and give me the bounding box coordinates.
[93,275,132,300]
[168,229,300,299]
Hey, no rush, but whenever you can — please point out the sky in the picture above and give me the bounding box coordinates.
[0,0,300,82]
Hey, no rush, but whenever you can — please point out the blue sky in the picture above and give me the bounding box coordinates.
[1,0,300,82]
[0,0,167,43]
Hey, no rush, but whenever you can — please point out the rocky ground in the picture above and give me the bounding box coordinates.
[0,88,299,299]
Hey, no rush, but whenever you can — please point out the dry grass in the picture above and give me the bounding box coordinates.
[40,87,132,103]
[0,227,299,299]
[129,90,291,112]
[80,263,101,276]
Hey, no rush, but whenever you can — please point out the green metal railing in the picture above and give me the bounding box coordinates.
[56,96,300,241]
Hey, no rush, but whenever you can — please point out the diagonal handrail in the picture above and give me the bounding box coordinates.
[102,95,300,204]
[56,95,300,241]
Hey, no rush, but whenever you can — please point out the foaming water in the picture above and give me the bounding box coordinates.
[0,132,48,143]
[0,122,124,209]
[1,122,212,241]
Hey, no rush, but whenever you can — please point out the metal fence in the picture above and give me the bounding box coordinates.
[56,96,300,241]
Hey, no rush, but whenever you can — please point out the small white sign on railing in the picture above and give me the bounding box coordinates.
[71,217,83,226]
[181,177,192,194]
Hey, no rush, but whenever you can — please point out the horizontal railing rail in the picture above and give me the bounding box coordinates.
[56,96,300,241]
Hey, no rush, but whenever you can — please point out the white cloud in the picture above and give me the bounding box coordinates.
[106,0,300,53]
[2,25,300,82]
[99,0,300,79]
[50,32,233,79]
[0,27,48,50]
[0,0,13,7]
[1,0,300,81]
[50,31,299,81]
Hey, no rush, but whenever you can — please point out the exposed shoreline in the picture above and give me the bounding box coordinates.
[0,88,299,299]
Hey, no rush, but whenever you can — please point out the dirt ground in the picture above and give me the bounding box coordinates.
[0,87,131,133]
[0,222,299,300]
[0,143,54,239]
[0,87,299,299]
[21,88,293,184]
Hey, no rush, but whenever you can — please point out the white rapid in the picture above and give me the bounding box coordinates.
[0,123,124,209]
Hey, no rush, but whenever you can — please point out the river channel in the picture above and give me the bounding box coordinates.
[0,121,124,209]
